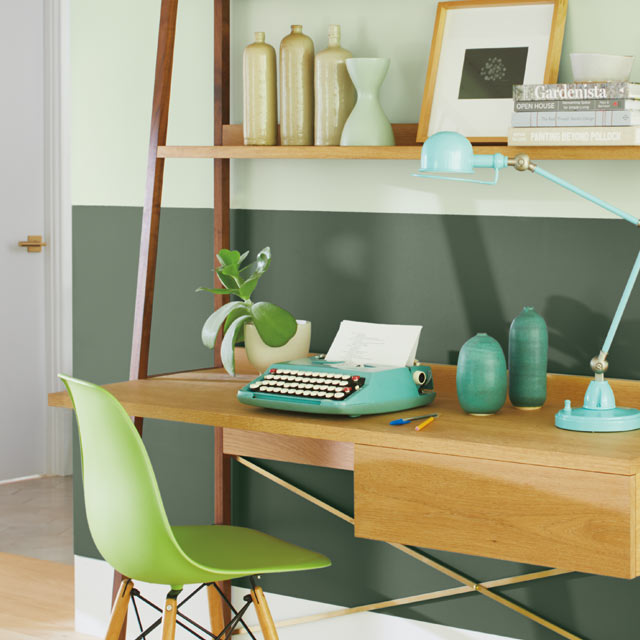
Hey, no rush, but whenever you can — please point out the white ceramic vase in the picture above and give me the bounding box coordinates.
[244,320,311,372]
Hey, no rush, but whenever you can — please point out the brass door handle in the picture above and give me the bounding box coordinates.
[18,235,47,253]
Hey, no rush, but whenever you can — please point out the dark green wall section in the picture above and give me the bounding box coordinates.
[73,205,640,640]
[72,207,218,562]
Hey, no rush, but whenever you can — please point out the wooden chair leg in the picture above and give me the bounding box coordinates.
[161,590,180,640]
[250,585,279,640]
[105,579,133,640]
[207,583,225,635]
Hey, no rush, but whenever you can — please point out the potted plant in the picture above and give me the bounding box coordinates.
[199,247,310,375]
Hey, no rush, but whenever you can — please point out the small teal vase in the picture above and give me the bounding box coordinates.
[339,58,395,146]
[456,333,507,415]
[508,306,548,410]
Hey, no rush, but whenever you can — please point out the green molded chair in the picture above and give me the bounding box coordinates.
[60,375,330,640]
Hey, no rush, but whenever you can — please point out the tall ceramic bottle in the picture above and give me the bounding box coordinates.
[280,25,314,145]
[243,32,277,145]
[508,306,548,409]
[314,25,355,145]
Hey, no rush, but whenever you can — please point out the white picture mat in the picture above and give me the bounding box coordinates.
[428,3,555,138]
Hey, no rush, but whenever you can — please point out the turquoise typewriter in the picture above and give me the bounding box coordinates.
[237,356,436,417]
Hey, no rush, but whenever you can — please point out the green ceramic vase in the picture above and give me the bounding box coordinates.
[508,306,548,409]
[339,58,395,146]
[456,333,507,415]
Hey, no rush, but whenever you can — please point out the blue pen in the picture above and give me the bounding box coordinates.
[389,413,438,426]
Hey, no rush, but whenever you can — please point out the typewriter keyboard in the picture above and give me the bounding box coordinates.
[249,368,366,401]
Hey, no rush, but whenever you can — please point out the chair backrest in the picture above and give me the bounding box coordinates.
[60,375,194,583]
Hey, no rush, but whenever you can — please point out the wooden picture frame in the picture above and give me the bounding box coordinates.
[416,0,567,144]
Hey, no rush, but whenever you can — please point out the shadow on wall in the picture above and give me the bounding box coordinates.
[442,214,509,350]
[544,295,640,379]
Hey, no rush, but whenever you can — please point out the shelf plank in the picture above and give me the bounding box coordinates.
[157,144,640,161]
[158,122,640,160]
[158,145,423,159]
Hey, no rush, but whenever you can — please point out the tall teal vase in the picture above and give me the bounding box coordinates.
[456,333,507,415]
[508,306,548,409]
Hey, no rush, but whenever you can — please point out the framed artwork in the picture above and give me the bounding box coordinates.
[417,0,567,144]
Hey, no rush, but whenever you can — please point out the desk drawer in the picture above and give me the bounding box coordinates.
[354,445,636,578]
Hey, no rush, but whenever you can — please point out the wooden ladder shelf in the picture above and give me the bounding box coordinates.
[124,0,640,636]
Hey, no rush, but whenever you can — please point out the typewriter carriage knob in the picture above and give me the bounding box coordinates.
[412,370,427,386]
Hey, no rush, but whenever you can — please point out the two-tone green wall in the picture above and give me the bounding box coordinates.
[72,1,640,638]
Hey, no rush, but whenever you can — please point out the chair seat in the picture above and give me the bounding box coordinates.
[172,524,330,582]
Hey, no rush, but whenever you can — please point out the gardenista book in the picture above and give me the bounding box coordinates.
[513,82,640,102]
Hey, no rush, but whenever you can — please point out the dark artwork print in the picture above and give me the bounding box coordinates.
[458,47,529,99]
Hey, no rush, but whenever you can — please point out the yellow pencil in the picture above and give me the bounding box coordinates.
[415,416,435,432]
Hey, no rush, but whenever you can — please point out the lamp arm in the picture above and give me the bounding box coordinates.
[511,155,640,377]
[512,155,640,226]
[591,248,640,376]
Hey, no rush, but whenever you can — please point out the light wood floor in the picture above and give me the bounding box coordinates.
[0,477,86,638]
[0,476,73,564]
[0,552,95,639]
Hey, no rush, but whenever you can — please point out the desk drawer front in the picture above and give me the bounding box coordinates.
[354,445,635,578]
[223,428,354,470]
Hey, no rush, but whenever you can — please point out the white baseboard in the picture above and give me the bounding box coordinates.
[0,474,44,485]
[75,555,515,640]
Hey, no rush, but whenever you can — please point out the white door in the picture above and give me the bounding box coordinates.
[0,1,48,481]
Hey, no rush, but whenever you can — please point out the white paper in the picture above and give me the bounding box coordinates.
[325,320,422,368]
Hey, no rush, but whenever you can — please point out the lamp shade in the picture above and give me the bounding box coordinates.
[419,131,475,174]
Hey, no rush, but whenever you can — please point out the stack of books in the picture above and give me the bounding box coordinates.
[508,82,640,146]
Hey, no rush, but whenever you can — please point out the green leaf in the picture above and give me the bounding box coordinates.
[201,301,248,349]
[214,270,239,290]
[221,315,250,376]
[218,263,240,279]
[250,301,297,347]
[217,249,242,267]
[239,260,257,275]
[216,249,245,282]
[238,276,260,301]
[196,286,239,296]
[237,250,250,265]
[223,307,250,332]
[255,247,271,275]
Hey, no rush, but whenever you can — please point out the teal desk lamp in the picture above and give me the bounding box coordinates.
[415,131,640,432]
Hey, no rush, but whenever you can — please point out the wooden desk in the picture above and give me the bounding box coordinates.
[50,364,640,581]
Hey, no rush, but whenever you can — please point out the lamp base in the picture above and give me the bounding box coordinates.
[555,379,640,432]
[555,405,640,432]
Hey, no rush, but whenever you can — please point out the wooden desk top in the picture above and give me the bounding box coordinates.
[49,364,640,476]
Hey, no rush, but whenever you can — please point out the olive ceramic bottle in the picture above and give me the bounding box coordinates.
[508,306,548,409]
[456,333,507,415]
[314,25,356,145]
[280,25,314,145]
[243,32,277,145]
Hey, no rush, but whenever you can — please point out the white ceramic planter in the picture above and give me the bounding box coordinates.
[244,320,311,372]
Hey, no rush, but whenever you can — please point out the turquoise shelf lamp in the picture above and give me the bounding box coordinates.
[415,131,640,432]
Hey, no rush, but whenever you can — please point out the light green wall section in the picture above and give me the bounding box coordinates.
[72,0,640,218]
